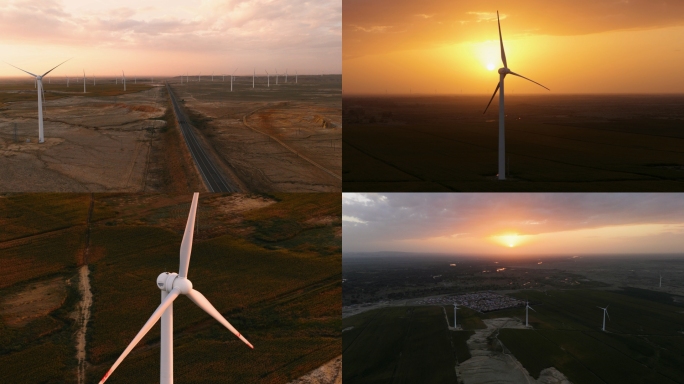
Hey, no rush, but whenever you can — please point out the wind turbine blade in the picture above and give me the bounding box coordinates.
[509,72,550,91]
[179,192,199,278]
[99,288,181,384]
[186,289,254,349]
[497,11,507,68]
[483,82,501,114]
[41,58,71,77]
[5,62,38,78]
[530,307,537,312]
[605,310,610,321]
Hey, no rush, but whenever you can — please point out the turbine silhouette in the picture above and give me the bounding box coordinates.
[483,11,549,180]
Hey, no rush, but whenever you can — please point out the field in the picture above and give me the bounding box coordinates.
[0,193,341,383]
[343,95,684,191]
[343,288,684,383]
[0,79,199,193]
[168,75,342,192]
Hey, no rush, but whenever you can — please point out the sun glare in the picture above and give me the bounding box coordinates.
[486,63,496,71]
[492,233,525,248]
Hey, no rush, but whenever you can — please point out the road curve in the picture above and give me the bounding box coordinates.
[165,83,240,192]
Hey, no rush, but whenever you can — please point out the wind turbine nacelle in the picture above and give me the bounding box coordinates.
[157,272,193,294]
[498,68,511,75]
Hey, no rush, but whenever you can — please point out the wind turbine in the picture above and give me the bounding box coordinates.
[253,68,255,88]
[122,70,126,91]
[222,73,225,82]
[93,74,96,86]
[66,75,69,87]
[525,301,536,327]
[198,72,201,82]
[231,68,237,92]
[265,70,270,87]
[83,70,86,93]
[5,59,70,143]
[211,71,214,81]
[296,70,298,84]
[285,69,288,83]
[659,272,662,288]
[453,304,459,328]
[483,11,549,180]
[275,69,279,85]
[98,193,253,384]
[597,305,610,331]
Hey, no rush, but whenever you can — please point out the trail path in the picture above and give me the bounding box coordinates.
[76,194,94,384]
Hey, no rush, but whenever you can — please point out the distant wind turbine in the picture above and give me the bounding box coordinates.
[525,301,536,327]
[296,70,297,84]
[198,72,201,82]
[122,70,126,91]
[83,70,86,93]
[275,69,279,85]
[453,304,459,328]
[93,74,95,86]
[483,11,549,180]
[597,305,610,331]
[231,68,237,92]
[253,68,255,88]
[211,71,214,81]
[265,70,270,87]
[5,59,70,143]
[66,75,69,87]
[285,69,288,83]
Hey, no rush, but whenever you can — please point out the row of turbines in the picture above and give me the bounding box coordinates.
[179,68,299,91]
[451,300,614,332]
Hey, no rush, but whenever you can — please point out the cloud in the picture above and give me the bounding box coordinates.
[343,0,684,60]
[342,193,684,252]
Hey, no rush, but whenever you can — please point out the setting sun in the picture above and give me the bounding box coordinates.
[492,233,525,248]
[486,63,496,71]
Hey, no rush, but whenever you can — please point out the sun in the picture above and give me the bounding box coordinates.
[492,233,525,248]
[487,63,496,71]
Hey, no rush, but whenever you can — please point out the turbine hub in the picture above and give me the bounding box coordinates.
[173,277,193,294]
[498,68,510,75]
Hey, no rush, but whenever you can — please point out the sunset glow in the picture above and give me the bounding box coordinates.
[343,1,684,94]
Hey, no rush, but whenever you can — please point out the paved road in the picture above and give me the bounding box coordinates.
[166,82,240,192]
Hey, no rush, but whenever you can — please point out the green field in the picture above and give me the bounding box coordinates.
[0,193,341,384]
[343,306,458,384]
[343,288,684,383]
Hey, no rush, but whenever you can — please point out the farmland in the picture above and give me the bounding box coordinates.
[0,193,341,383]
[343,94,684,191]
[342,288,684,384]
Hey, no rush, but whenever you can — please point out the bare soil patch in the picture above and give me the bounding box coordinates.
[288,355,342,384]
[0,277,67,327]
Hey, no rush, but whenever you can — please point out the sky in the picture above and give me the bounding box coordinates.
[342,193,684,257]
[0,0,341,78]
[343,0,684,94]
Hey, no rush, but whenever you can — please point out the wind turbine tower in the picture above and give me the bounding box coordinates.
[285,69,288,83]
[231,68,237,92]
[659,273,662,288]
[6,59,70,143]
[296,70,298,84]
[525,301,536,327]
[253,68,255,88]
[83,70,86,93]
[453,304,459,328]
[275,69,279,85]
[98,193,253,384]
[122,71,126,91]
[66,75,69,87]
[597,305,610,332]
[483,11,549,180]
[265,70,270,87]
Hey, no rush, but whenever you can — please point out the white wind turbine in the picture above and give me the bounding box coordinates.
[483,11,549,180]
[211,71,214,81]
[453,304,459,328]
[659,272,662,288]
[285,69,288,83]
[99,193,253,384]
[231,68,237,92]
[275,69,279,85]
[122,70,126,91]
[525,301,536,327]
[296,70,297,84]
[597,305,610,331]
[83,70,86,93]
[198,72,201,82]
[66,75,69,87]
[6,59,70,143]
[253,68,255,88]
[265,70,270,87]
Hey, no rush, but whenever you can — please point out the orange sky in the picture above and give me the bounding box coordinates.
[0,0,341,78]
[342,193,684,256]
[343,1,684,94]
